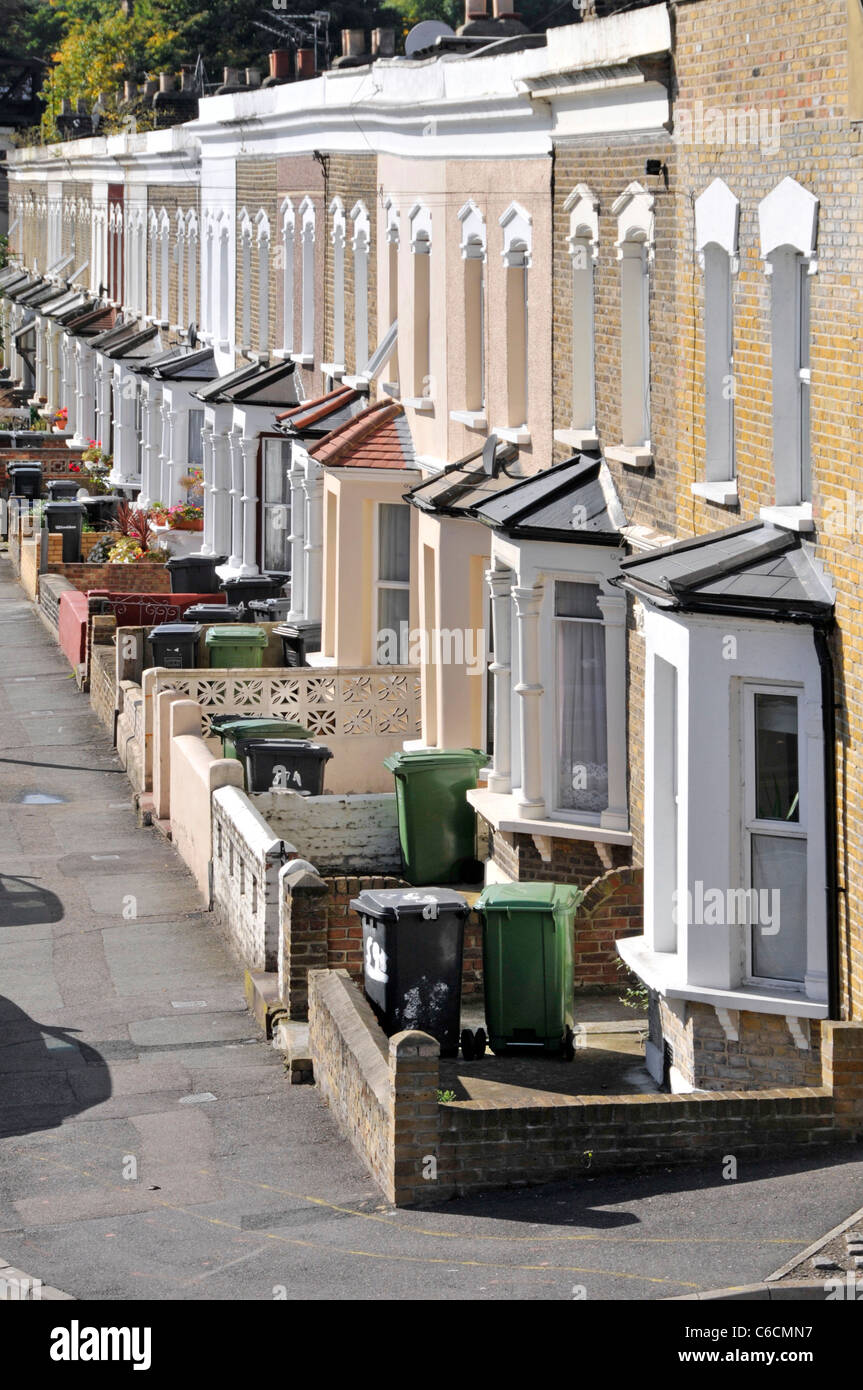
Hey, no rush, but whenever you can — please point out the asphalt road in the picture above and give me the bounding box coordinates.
[1,556,862,1301]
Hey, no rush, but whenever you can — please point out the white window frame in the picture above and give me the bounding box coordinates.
[558,185,599,451]
[295,197,316,366]
[497,201,532,444]
[741,681,808,990]
[373,500,411,666]
[158,209,170,325]
[328,197,346,373]
[174,209,185,332]
[238,207,253,351]
[351,200,371,373]
[694,179,740,505]
[406,202,433,410]
[758,178,818,532]
[255,209,271,353]
[186,210,198,329]
[607,182,654,468]
[280,197,295,356]
[452,199,487,428]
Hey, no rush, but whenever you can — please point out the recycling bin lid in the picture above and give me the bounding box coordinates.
[383,747,487,773]
[183,604,243,620]
[476,882,583,913]
[220,572,289,589]
[203,624,269,646]
[350,886,470,920]
[43,500,85,512]
[241,737,332,758]
[165,553,227,569]
[216,717,310,738]
[273,620,322,637]
[148,622,202,640]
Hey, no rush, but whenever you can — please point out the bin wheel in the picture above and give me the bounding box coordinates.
[562,1026,576,1062]
[460,1028,475,1062]
[473,1028,487,1059]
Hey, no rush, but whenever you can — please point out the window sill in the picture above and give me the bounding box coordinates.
[492,425,531,446]
[467,787,632,846]
[554,427,599,451]
[320,362,345,380]
[617,936,829,1018]
[290,353,314,368]
[342,374,370,392]
[382,381,400,399]
[691,479,738,506]
[450,410,488,431]
[759,503,815,533]
[605,444,652,469]
[404,396,435,414]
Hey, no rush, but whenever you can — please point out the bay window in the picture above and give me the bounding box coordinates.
[261,436,292,573]
[554,581,608,815]
[375,502,411,664]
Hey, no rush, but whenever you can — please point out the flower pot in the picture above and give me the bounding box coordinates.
[171,520,204,532]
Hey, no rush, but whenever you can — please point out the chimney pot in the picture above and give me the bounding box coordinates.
[295,48,315,79]
[180,66,195,93]
[465,0,488,16]
[223,65,241,85]
[269,48,293,80]
[341,28,365,58]
[123,79,138,101]
[371,27,396,57]
[143,78,158,99]
[245,67,262,87]
[158,72,176,93]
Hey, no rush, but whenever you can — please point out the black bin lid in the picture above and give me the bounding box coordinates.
[274,619,322,637]
[349,887,469,921]
[147,623,203,640]
[44,501,85,513]
[165,553,227,570]
[241,738,332,760]
[221,572,289,589]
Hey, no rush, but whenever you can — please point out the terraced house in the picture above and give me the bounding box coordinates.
[3,0,863,1206]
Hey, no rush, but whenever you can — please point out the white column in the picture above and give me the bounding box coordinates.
[303,462,324,622]
[212,429,232,558]
[157,401,171,504]
[598,593,628,831]
[138,385,162,509]
[47,328,60,413]
[486,566,514,794]
[115,369,139,486]
[201,423,215,554]
[169,404,188,505]
[286,453,306,620]
[228,429,244,570]
[513,583,546,820]
[240,435,260,576]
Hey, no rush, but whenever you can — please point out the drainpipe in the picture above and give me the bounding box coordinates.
[814,621,841,1020]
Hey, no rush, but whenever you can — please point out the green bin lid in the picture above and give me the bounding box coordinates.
[217,717,310,740]
[383,747,487,773]
[204,624,268,646]
[476,882,583,914]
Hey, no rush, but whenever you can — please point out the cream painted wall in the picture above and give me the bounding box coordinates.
[376,154,553,473]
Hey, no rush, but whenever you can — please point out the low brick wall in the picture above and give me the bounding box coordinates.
[38,573,77,633]
[576,867,644,990]
[657,998,824,1092]
[308,969,438,1206]
[116,679,146,793]
[308,973,863,1208]
[45,560,173,593]
[89,646,116,730]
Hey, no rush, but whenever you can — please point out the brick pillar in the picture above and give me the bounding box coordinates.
[822,1021,863,1134]
[280,859,329,1019]
[388,1030,441,1207]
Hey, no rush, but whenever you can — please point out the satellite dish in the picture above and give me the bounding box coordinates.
[404,20,456,56]
[481,433,499,476]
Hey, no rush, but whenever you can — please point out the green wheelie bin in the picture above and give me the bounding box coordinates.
[209,715,311,761]
[204,624,268,669]
[475,882,583,1059]
[383,747,486,886]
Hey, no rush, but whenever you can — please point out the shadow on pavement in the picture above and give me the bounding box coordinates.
[0,995,112,1138]
[0,874,64,926]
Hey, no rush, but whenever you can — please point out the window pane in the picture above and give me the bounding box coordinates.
[751,833,806,982]
[755,693,799,821]
[377,587,409,659]
[378,503,410,583]
[187,409,204,468]
[557,614,607,812]
[263,438,289,505]
[263,503,291,572]
[554,580,603,620]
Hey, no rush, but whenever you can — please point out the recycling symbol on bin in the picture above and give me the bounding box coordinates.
[364,931,389,984]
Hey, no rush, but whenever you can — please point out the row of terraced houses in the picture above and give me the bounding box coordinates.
[2,0,863,1189]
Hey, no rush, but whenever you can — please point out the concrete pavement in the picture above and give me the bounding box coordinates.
[1,556,863,1301]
